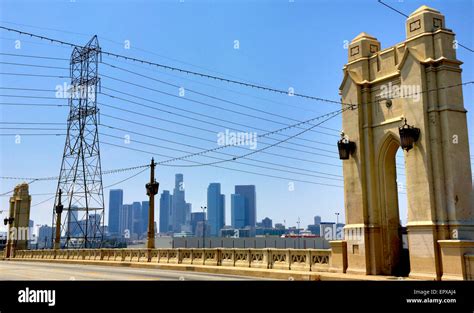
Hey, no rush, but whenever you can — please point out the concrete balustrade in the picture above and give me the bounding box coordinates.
[271,249,290,270]
[7,248,335,273]
[204,249,220,266]
[289,249,311,271]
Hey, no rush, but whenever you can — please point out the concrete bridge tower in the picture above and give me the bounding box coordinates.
[339,5,474,280]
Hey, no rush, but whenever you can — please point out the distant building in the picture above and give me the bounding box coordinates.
[190,212,205,235]
[220,226,238,238]
[195,221,211,238]
[119,204,133,237]
[261,217,272,229]
[207,183,225,236]
[38,225,53,249]
[73,214,102,242]
[256,228,286,237]
[173,231,194,238]
[132,202,142,237]
[307,224,321,236]
[307,215,323,236]
[231,194,246,229]
[274,223,285,230]
[159,190,172,233]
[67,207,79,236]
[235,185,256,229]
[314,215,322,225]
[171,174,187,232]
[108,189,123,235]
[185,203,192,228]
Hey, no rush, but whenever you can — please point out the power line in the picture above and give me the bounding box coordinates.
[30,195,56,208]
[102,62,341,131]
[0,25,352,105]
[100,90,339,154]
[0,164,150,182]
[377,0,473,53]
[0,179,37,196]
[29,167,150,207]
[0,102,67,107]
[0,121,65,125]
[0,127,64,130]
[0,61,68,70]
[99,114,342,168]
[100,131,343,180]
[99,100,338,159]
[2,62,471,113]
[103,54,329,116]
[101,141,343,189]
[99,124,340,177]
[0,82,340,150]
[0,20,274,87]
[102,107,345,169]
[157,108,346,167]
[0,72,68,78]
[100,75,339,137]
[0,52,68,61]
[0,133,65,136]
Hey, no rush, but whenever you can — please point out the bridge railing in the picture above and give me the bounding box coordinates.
[7,245,347,273]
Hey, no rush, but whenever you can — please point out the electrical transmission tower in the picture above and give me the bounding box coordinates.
[52,36,104,248]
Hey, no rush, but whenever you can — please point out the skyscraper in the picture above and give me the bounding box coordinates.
[119,204,132,237]
[207,183,225,236]
[159,190,172,233]
[171,174,187,232]
[108,189,123,235]
[131,201,142,237]
[231,194,245,229]
[141,201,149,236]
[38,225,53,249]
[235,185,256,228]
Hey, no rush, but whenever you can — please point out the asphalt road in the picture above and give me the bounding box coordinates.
[0,261,263,280]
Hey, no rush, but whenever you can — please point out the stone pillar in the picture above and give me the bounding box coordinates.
[8,183,32,254]
[438,240,474,280]
[329,240,348,273]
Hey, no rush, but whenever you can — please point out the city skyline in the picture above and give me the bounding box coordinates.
[24,173,333,237]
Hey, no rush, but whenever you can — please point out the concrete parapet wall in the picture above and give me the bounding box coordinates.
[8,248,333,273]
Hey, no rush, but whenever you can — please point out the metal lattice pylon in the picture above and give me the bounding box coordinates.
[51,36,104,248]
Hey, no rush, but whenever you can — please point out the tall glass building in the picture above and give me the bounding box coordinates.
[108,189,123,235]
[235,185,256,228]
[207,183,225,236]
[159,190,172,233]
[231,194,245,229]
[119,204,133,237]
[131,202,142,236]
[171,174,187,232]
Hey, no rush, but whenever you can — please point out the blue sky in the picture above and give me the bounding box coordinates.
[0,0,473,232]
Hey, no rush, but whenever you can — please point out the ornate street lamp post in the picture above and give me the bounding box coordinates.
[201,206,207,249]
[399,118,420,152]
[54,189,64,249]
[337,132,356,160]
[146,158,159,249]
